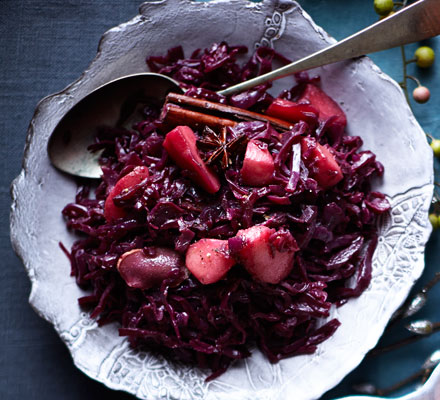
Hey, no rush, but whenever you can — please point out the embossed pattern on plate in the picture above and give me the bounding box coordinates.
[10,1,434,399]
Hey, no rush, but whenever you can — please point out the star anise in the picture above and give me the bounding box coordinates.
[197,126,248,169]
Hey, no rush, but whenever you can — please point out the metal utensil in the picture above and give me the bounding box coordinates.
[219,0,440,96]
[47,73,181,178]
[47,0,440,178]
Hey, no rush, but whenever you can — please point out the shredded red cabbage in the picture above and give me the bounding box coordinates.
[62,42,389,379]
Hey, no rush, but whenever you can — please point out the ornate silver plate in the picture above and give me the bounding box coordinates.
[10,1,434,399]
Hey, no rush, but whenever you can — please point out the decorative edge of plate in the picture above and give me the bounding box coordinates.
[9,1,435,399]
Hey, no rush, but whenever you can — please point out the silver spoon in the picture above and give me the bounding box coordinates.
[48,0,440,178]
[47,73,181,179]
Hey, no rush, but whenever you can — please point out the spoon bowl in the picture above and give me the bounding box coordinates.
[47,73,181,178]
[47,0,439,179]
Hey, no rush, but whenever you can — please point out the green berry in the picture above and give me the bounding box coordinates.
[415,46,435,68]
[374,0,394,16]
[429,213,439,230]
[430,139,440,158]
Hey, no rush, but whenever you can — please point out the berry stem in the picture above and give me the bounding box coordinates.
[387,271,440,330]
[374,369,426,396]
[407,75,422,87]
[400,45,413,110]
[423,272,440,292]
[426,132,435,141]
[368,323,440,357]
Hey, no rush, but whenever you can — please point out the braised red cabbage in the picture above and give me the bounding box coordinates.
[61,42,389,379]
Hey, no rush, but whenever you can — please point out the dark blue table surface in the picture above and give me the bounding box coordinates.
[2,1,439,399]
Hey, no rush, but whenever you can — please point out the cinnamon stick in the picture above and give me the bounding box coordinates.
[161,104,237,130]
[162,93,293,131]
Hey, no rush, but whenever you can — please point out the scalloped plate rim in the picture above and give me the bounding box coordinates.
[9,1,434,399]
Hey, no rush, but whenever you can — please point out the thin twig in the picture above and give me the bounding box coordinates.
[387,272,440,329]
[407,75,422,87]
[423,272,440,292]
[369,334,425,356]
[400,45,413,111]
[369,324,440,357]
[375,369,425,396]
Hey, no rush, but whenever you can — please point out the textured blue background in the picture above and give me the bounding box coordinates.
[2,1,439,399]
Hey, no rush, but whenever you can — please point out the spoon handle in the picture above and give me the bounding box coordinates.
[218,0,440,96]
